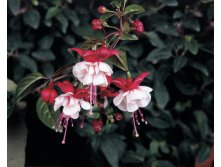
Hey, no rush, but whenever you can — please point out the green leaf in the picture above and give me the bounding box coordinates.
[197,144,211,163]
[107,51,128,71]
[120,33,138,41]
[188,60,209,76]
[160,0,178,6]
[32,50,56,61]
[76,123,94,137]
[120,44,143,58]
[146,48,172,62]
[183,19,201,32]
[124,4,145,15]
[41,63,54,77]
[177,121,196,140]
[100,13,115,22]
[110,1,121,9]
[7,92,15,118]
[157,24,179,36]
[154,64,171,83]
[193,110,209,140]
[64,9,80,26]
[64,35,76,45]
[46,7,60,20]
[100,134,126,167]
[19,55,38,72]
[7,79,17,92]
[23,9,40,29]
[36,98,62,132]
[173,77,198,95]
[151,160,176,167]
[154,83,170,109]
[185,36,199,55]
[13,72,47,102]
[173,56,188,72]
[173,10,183,19]
[55,13,68,33]
[144,31,165,47]
[38,35,54,49]
[8,0,20,15]
[148,111,174,129]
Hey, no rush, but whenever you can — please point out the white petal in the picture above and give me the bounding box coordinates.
[103,97,108,108]
[82,73,93,85]
[98,62,113,75]
[126,89,146,103]
[126,102,138,112]
[117,101,128,112]
[94,64,100,74]
[80,99,91,110]
[88,65,95,75]
[63,106,78,116]
[93,72,107,86]
[70,112,80,119]
[54,97,63,111]
[113,91,125,106]
[139,86,153,93]
[136,93,151,108]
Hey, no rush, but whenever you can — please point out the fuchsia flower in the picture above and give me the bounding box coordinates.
[70,46,119,115]
[112,72,152,137]
[98,6,107,14]
[131,20,144,33]
[53,82,91,144]
[91,19,103,30]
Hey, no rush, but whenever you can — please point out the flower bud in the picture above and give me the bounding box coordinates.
[40,88,57,104]
[98,6,107,14]
[131,20,144,33]
[93,120,103,133]
[114,113,123,121]
[91,19,103,30]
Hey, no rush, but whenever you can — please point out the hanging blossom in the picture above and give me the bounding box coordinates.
[70,46,119,115]
[112,72,152,137]
[53,81,91,144]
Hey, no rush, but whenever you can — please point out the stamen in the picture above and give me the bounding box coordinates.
[61,118,69,144]
[132,113,139,137]
[89,84,93,116]
[135,112,140,125]
[138,109,148,125]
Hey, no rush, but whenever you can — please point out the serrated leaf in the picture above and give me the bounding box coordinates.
[36,98,62,132]
[38,35,54,49]
[100,134,126,167]
[100,13,115,22]
[19,55,38,72]
[154,83,170,109]
[8,0,20,15]
[32,50,56,61]
[13,72,47,102]
[107,51,128,71]
[46,7,60,20]
[120,33,138,40]
[146,48,172,62]
[173,56,188,72]
[23,9,40,29]
[144,31,165,47]
[124,4,145,15]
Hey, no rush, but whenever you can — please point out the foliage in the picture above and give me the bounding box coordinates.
[7,0,213,167]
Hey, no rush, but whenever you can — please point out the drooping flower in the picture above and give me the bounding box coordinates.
[112,72,152,137]
[114,113,123,121]
[93,119,103,133]
[53,84,91,144]
[70,46,119,115]
[91,18,103,30]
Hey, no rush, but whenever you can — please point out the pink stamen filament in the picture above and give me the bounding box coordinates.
[138,109,148,124]
[89,84,93,115]
[61,118,69,144]
[135,112,140,125]
[132,113,139,137]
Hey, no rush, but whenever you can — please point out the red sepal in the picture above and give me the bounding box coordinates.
[129,72,150,90]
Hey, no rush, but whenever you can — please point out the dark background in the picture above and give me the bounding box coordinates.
[7,0,214,167]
